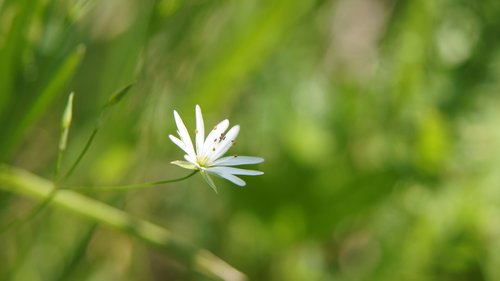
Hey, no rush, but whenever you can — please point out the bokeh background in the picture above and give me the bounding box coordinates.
[2,0,500,280]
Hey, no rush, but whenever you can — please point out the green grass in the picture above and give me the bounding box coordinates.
[2,0,500,280]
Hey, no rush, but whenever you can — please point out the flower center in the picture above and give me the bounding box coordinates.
[196,156,209,168]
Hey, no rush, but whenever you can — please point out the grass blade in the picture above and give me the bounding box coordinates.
[0,0,42,116]
[1,45,86,159]
[0,165,247,281]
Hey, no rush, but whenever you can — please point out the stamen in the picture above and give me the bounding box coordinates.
[212,148,216,151]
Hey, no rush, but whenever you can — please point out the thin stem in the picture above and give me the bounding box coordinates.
[62,127,98,180]
[62,83,133,181]
[54,149,63,182]
[67,170,198,192]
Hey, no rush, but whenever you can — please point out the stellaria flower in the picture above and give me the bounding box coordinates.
[169,105,264,192]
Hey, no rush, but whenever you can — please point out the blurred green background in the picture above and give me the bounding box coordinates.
[2,0,500,280]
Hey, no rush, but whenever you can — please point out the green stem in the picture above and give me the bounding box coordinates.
[62,127,98,180]
[0,165,246,281]
[55,151,63,182]
[68,170,198,192]
[62,83,133,181]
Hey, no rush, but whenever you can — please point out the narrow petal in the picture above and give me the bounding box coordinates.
[208,125,240,163]
[173,110,196,158]
[184,154,199,167]
[169,135,189,154]
[212,156,264,166]
[195,105,205,155]
[171,160,197,170]
[215,173,246,186]
[200,170,218,193]
[206,166,264,176]
[202,119,229,158]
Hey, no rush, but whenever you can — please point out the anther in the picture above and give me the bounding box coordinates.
[218,133,225,142]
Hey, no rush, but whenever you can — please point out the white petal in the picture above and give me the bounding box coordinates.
[208,125,240,163]
[212,156,264,166]
[200,170,218,193]
[184,154,199,167]
[202,119,229,158]
[173,110,196,158]
[171,160,197,170]
[206,166,263,176]
[195,105,205,155]
[216,173,246,186]
[169,135,189,154]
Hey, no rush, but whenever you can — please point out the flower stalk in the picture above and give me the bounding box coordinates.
[68,170,198,192]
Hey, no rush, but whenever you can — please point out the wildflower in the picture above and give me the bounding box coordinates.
[169,105,264,192]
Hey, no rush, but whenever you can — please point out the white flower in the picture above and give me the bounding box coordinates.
[169,105,264,192]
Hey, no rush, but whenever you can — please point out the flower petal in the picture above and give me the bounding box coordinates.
[208,125,240,163]
[206,166,264,176]
[173,110,196,159]
[184,154,199,167]
[200,170,218,193]
[212,156,264,166]
[216,173,246,186]
[171,160,197,170]
[195,105,205,155]
[169,135,189,154]
[202,119,229,158]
